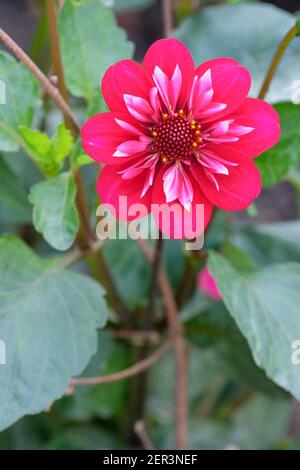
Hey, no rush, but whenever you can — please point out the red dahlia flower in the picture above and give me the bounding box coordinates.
[81,39,280,238]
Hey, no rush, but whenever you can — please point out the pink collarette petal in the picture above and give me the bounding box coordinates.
[115,118,143,136]
[153,66,171,110]
[152,167,212,239]
[113,139,149,157]
[149,86,161,121]
[124,94,154,123]
[143,38,195,108]
[97,165,152,221]
[219,98,280,158]
[81,112,145,165]
[194,59,251,122]
[163,162,193,211]
[193,158,262,210]
[169,65,182,111]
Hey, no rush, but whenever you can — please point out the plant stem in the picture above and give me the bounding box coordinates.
[45,4,131,325]
[70,338,172,386]
[0,28,79,133]
[137,239,188,449]
[162,0,174,38]
[134,420,155,450]
[45,0,78,137]
[128,236,164,435]
[258,25,298,100]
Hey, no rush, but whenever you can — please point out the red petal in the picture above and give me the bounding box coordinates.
[219,98,280,158]
[194,58,251,122]
[97,165,152,221]
[143,38,195,108]
[101,60,153,113]
[81,112,145,165]
[194,159,262,211]
[152,166,212,239]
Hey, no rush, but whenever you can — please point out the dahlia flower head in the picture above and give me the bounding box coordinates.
[82,39,280,239]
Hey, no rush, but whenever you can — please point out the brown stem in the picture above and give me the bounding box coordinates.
[137,239,188,449]
[88,249,132,327]
[70,339,172,386]
[134,420,155,450]
[110,330,160,343]
[146,235,164,330]
[128,235,164,436]
[45,0,77,136]
[258,25,298,100]
[0,27,79,133]
[44,6,131,324]
[162,0,174,38]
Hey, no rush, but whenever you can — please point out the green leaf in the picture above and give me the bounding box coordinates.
[186,300,286,397]
[0,235,107,431]
[73,152,94,169]
[19,124,73,177]
[174,3,300,103]
[256,103,300,186]
[0,155,31,223]
[29,172,79,251]
[55,332,130,422]
[19,126,51,159]
[58,0,134,105]
[209,252,300,400]
[0,52,40,152]
[103,235,151,308]
[233,221,300,265]
[49,123,73,163]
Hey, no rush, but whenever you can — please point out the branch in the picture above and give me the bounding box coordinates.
[44,6,131,325]
[146,235,164,330]
[111,329,160,343]
[70,338,172,386]
[137,239,188,449]
[0,27,79,133]
[46,0,77,136]
[162,0,174,38]
[134,420,155,450]
[258,25,298,100]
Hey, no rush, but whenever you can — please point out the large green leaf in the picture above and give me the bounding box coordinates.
[174,3,300,103]
[55,332,130,422]
[29,172,79,251]
[103,235,151,307]
[256,103,300,186]
[186,301,286,397]
[58,0,134,105]
[233,221,300,265]
[0,235,107,431]
[0,155,31,223]
[0,52,40,152]
[209,252,300,400]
